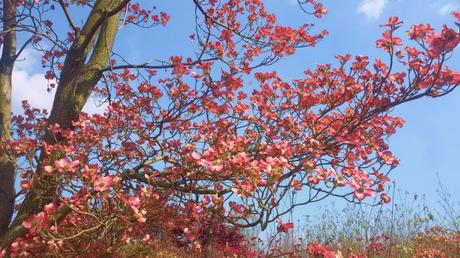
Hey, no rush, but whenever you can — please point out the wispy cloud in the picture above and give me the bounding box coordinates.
[357,0,388,20]
[439,2,459,15]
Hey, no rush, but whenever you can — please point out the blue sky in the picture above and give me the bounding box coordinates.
[11,0,460,211]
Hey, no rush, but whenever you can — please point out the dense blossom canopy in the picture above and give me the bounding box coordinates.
[0,0,459,256]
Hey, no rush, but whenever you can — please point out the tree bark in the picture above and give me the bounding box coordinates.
[0,0,17,237]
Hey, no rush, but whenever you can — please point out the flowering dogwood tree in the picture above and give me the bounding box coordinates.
[0,0,459,256]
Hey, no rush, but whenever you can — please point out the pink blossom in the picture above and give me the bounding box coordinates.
[380,193,391,203]
[190,151,201,161]
[44,203,57,214]
[277,219,294,233]
[349,178,376,201]
[128,196,141,206]
[53,159,80,173]
[54,159,67,171]
[22,212,45,230]
[93,176,114,192]
[209,162,224,172]
[44,165,54,174]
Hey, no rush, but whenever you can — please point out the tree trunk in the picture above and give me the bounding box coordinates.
[0,0,17,237]
[4,1,124,246]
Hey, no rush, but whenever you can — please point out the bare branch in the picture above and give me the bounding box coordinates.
[57,0,78,32]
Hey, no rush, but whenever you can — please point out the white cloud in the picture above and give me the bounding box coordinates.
[12,70,55,112]
[12,53,106,116]
[439,2,459,15]
[357,0,388,20]
[14,48,40,71]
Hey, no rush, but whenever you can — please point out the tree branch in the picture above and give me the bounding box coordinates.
[57,0,78,32]
[101,57,217,72]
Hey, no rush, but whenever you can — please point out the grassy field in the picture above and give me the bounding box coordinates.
[263,185,460,257]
